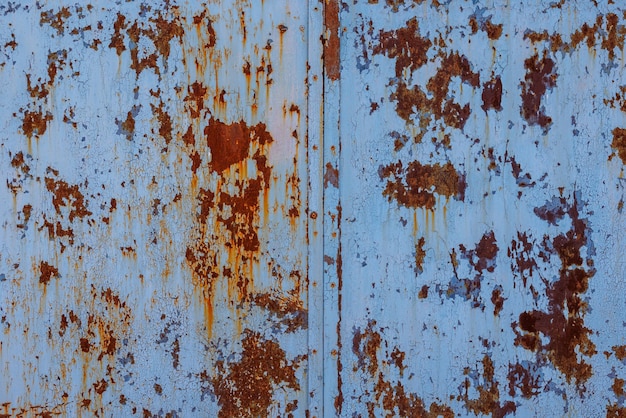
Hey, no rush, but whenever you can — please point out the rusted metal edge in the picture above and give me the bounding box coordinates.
[322,0,343,416]
[307,1,325,417]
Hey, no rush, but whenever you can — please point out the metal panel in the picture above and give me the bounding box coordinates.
[331,1,626,417]
[0,1,319,416]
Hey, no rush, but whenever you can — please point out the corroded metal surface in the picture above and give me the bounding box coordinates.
[0,1,316,416]
[331,1,626,417]
[3,0,626,417]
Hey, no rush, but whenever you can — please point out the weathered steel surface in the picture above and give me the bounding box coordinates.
[3,0,626,417]
[0,1,317,416]
[329,1,626,417]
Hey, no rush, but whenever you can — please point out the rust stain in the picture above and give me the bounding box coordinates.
[212,330,303,418]
[324,162,339,188]
[22,109,53,139]
[460,355,516,417]
[253,291,308,333]
[613,345,626,361]
[40,7,71,35]
[379,160,466,210]
[611,127,626,164]
[352,322,454,417]
[415,237,426,274]
[507,362,541,399]
[514,193,596,385]
[374,17,432,77]
[520,52,557,130]
[482,76,503,112]
[205,117,272,173]
[324,0,340,81]
[39,261,59,285]
[45,175,92,222]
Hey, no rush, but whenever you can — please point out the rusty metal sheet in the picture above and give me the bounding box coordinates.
[4,0,626,417]
[0,1,320,416]
[328,1,626,417]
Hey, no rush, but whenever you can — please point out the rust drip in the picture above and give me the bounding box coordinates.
[334,204,344,415]
[379,160,466,210]
[324,0,341,81]
[212,330,304,418]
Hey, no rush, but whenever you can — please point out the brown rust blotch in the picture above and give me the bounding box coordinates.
[40,7,71,35]
[109,13,127,55]
[415,237,426,274]
[151,100,172,144]
[352,320,382,376]
[482,76,503,112]
[39,261,59,285]
[146,14,184,61]
[418,285,429,299]
[45,176,92,222]
[520,52,557,129]
[253,292,308,333]
[507,362,541,399]
[324,163,339,188]
[212,330,302,418]
[379,160,466,210]
[462,355,516,417]
[515,194,596,384]
[491,287,504,316]
[613,345,626,361]
[324,0,341,81]
[611,127,626,164]
[374,17,432,77]
[22,109,53,138]
[204,117,272,173]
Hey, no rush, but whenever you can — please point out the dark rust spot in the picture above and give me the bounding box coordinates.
[415,237,426,274]
[253,292,308,333]
[461,355,516,417]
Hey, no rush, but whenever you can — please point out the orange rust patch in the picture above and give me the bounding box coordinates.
[379,160,466,210]
[39,261,59,285]
[45,176,92,222]
[212,330,302,418]
[324,0,341,81]
[611,127,626,164]
[520,52,557,130]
